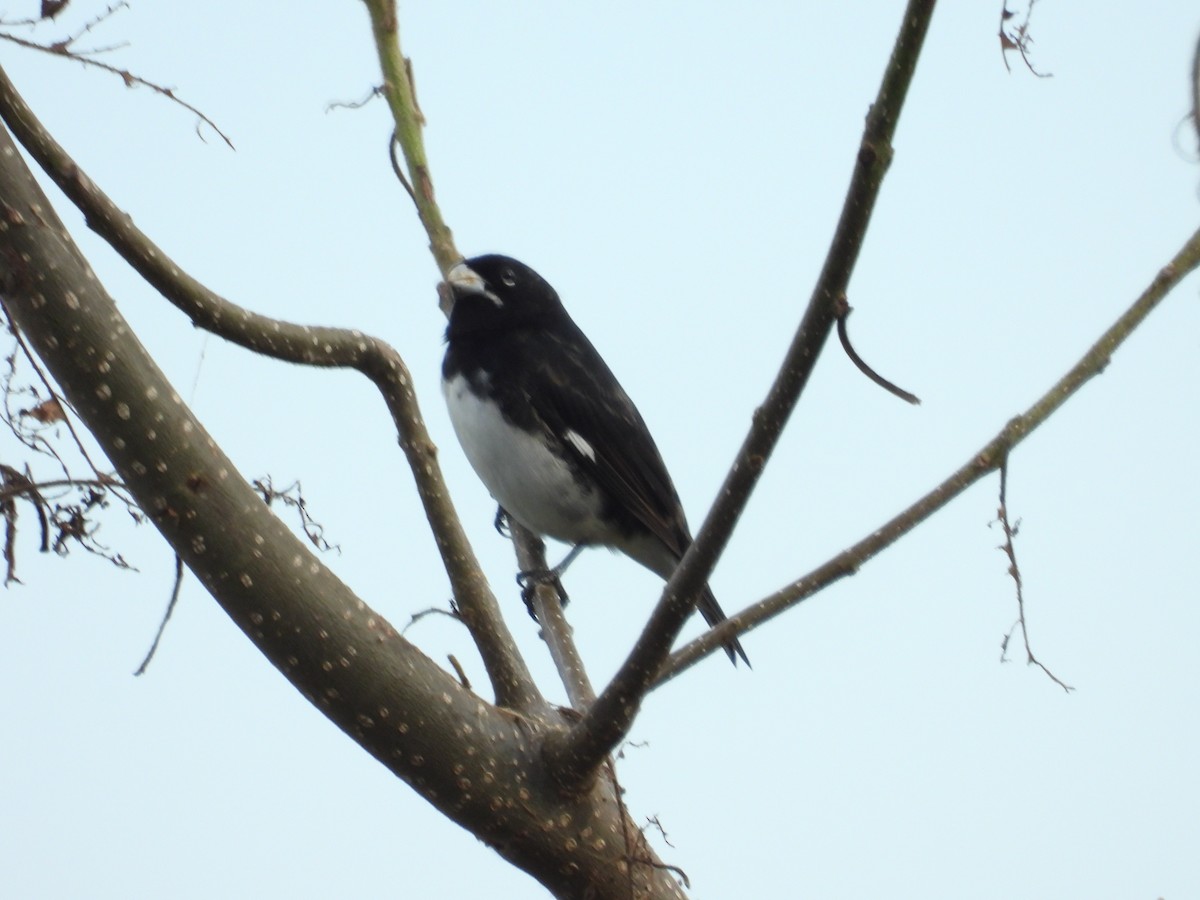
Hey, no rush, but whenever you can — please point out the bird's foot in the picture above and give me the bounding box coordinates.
[493,506,511,537]
[516,567,569,619]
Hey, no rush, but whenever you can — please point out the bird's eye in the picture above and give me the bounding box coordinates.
[501,269,517,287]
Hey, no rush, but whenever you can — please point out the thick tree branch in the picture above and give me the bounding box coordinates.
[0,119,688,900]
[0,113,503,843]
[659,222,1200,681]
[0,62,542,713]
[543,0,939,787]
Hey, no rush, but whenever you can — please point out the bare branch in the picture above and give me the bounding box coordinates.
[0,62,543,714]
[0,14,234,149]
[361,0,459,278]
[995,461,1073,692]
[253,476,340,554]
[1,297,118,489]
[54,1,126,51]
[659,222,1200,682]
[509,519,596,710]
[400,605,462,635]
[998,0,1046,77]
[999,1,1052,77]
[544,0,940,787]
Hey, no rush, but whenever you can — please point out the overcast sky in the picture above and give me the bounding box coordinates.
[2,2,1199,898]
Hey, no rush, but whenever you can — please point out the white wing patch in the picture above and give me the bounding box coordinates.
[563,429,596,462]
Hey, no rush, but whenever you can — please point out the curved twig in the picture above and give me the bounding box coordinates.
[834,295,920,404]
[388,129,417,203]
[544,0,940,787]
[0,62,544,714]
[133,553,184,675]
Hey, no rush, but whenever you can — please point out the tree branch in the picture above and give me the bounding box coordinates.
[657,222,1200,682]
[0,62,542,713]
[0,116,690,900]
[0,112,498,826]
[361,0,458,279]
[544,0,940,787]
[509,519,597,710]
[0,23,234,149]
[361,0,589,684]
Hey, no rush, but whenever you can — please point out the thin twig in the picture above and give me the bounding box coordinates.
[0,296,130,503]
[325,84,384,113]
[447,654,471,690]
[55,1,127,52]
[400,605,462,635]
[0,475,123,502]
[361,0,458,276]
[998,1,1052,77]
[133,553,184,675]
[995,460,1073,692]
[834,294,920,404]
[0,29,234,148]
[388,129,417,203]
[509,519,595,710]
[253,476,341,554]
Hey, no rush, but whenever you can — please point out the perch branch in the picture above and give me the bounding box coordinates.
[362,2,593,696]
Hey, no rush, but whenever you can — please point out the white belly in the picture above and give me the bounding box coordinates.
[443,374,607,545]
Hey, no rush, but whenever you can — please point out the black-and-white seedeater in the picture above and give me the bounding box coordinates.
[441,254,747,665]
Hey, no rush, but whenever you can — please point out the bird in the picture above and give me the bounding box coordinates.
[440,253,748,666]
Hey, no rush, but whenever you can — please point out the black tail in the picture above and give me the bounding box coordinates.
[696,585,750,667]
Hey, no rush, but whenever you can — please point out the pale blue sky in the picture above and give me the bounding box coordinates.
[2,2,1198,897]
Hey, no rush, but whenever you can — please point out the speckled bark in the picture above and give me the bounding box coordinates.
[0,127,687,899]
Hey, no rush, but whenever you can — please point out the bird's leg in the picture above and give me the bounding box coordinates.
[516,544,585,616]
[493,505,511,537]
[548,543,585,578]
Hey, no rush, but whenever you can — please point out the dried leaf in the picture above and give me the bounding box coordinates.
[40,0,70,20]
[20,398,66,424]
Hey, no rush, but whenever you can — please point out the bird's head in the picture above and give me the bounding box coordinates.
[443,255,565,334]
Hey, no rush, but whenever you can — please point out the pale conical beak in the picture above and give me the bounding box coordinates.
[445,262,503,308]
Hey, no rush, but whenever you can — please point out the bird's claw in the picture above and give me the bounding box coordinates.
[516,567,569,619]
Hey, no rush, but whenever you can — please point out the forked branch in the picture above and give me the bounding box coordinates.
[659,223,1200,681]
[0,62,542,713]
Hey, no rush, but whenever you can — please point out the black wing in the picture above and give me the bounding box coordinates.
[515,323,693,556]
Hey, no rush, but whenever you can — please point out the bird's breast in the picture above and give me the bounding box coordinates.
[442,372,609,546]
